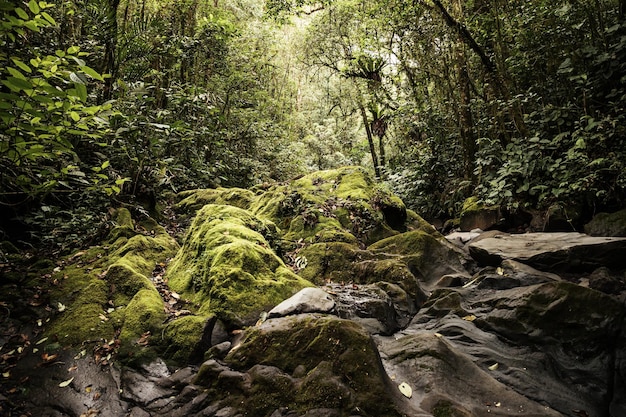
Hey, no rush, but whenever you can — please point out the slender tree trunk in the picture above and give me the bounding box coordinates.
[452,0,476,183]
[102,0,120,101]
[355,87,380,179]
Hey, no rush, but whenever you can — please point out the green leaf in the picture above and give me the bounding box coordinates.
[70,111,80,122]
[23,20,40,32]
[28,0,40,14]
[74,83,87,102]
[80,65,104,81]
[15,7,29,19]
[11,58,32,73]
[67,46,80,55]
[6,67,26,79]
[2,77,32,91]
[41,11,55,24]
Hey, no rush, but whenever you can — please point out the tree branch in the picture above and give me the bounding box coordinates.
[430,0,496,73]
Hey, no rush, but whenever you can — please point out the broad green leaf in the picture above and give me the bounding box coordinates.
[74,83,87,102]
[15,7,29,19]
[80,65,104,81]
[23,20,40,32]
[6,67,26,79]
[28,0,40,14]
[41,11,54,24]
[11,58,32,73]
[67,46,80,55]
[70,111,80,122]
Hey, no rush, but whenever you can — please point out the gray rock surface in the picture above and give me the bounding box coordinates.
[268,287,335,318]
[468,232,626,271]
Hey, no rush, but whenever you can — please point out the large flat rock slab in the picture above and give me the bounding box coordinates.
[468,232,626,271]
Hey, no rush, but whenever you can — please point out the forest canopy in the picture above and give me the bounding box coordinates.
[1,0,625,249]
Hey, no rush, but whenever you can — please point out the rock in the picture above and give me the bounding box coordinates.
[167,204,313,327]
[468,232,626,272]
[585,208,626,237]
[588,266,624,294]
[380,332,563,417]
[459,196,501,232]
[268,287,335,318]
[397,278,625,417]
[219,314,421,416]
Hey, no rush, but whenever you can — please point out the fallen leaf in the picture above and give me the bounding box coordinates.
[398,382,413,398]
[68,366,78,372]
[462,314,477,322]
[495,402,501,407]
[488,363,499,371]
[35,337,48,345]
[57,302,66,312]
[496,267,504,275]
[434,333,443,338]
[59,377,74,387]
[85,385,92,393]
[98,314,108,321]
[2,371,10,378]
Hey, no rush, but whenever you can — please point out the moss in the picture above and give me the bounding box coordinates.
[224,315,401,416]
[585,208,626,236]
[47,280,115,345]
[161,315,211,363]
[167,204,312,326]
[118,288,165,361]
[43,210,179,361]
[105,263,153,306]
[107,208,136,242]
[176,187,255,213]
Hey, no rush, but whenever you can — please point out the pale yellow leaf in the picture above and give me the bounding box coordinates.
[59,377,74,387]
[488,363,499,371]
[398,382,413,398]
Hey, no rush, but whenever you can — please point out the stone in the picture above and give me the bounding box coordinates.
[268,287,335,318]
[588,266,624,294]
[468,232,626,272]
[459,196,501,232]
[585,208,626,237]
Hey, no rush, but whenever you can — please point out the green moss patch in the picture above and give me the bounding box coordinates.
[43,208,179,364]
[176,187,256,213]
[167,204,312,326]
[222,314,404,416]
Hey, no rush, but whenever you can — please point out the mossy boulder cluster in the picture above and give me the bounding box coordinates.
[45,208,180,363]
[19,166,626,417]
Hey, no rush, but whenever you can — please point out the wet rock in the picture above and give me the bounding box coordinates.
[585,208,626,237]
[393,276,626,417]
[121,361,175,406]
[468,232,626,271]
[459,197,501,232]
[588,266,624,294]
[268,287,335,318]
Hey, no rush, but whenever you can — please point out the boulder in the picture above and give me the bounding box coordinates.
[459,196,501,232]
[268,287,335,318]
[166,204,312,327]
[394,274,626,417]
[585,208,626,237]
[468,232,626,272]
[218,314,422,416]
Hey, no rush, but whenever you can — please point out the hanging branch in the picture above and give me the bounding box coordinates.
[430,0,496,73]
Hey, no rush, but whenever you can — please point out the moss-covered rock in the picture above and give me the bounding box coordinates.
[368,230,468,289]
[218,314,406,416]
[459,196,501,232]
[44,209,179,364]
[167,204,312,326]
[248,166,414,246]
[585,208,626,237]
[175,187,256,213]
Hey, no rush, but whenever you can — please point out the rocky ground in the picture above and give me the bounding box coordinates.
[1,167,626,417]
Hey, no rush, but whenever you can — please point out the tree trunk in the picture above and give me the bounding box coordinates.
[356,90,380,179]
[452,0,476,183]
[102,0,120,101]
